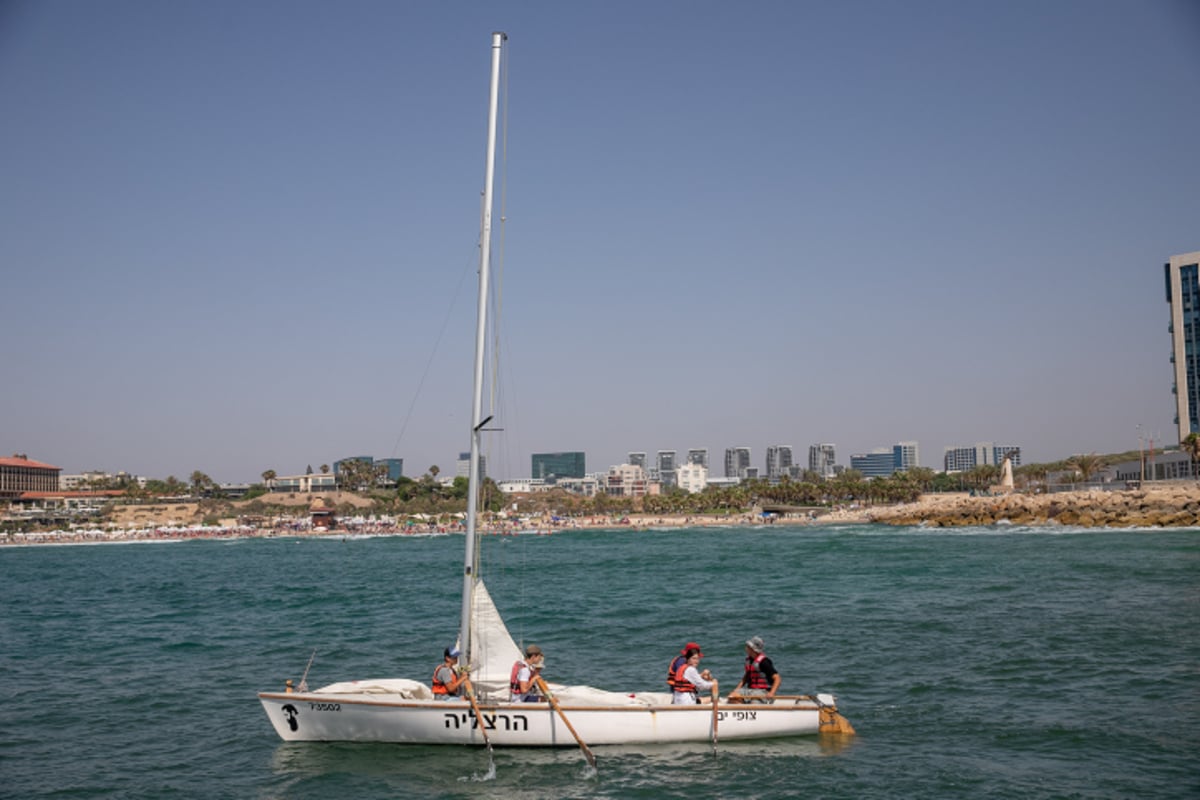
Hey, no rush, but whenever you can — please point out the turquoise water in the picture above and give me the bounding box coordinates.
[2,525,1197,799]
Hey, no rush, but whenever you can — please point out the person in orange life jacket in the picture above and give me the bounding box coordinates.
[666,641,702,691]
[432,646,466,700]
[729,636,780,703]
[510,644,547,702]
[672,646,716,705]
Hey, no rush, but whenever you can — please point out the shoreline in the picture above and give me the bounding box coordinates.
[5,485,1200,545]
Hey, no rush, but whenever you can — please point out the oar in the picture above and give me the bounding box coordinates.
[711,681,720,753]
[461,677,494,754]
[534,675,597,769]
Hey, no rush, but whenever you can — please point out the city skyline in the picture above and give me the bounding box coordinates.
[3,2,1196,484]
[35,434,1083,486]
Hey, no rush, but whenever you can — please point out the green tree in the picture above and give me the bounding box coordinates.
[1015,463,1048,490]
[395,476,417,502]
[190,471,212,496]
[965,464,1000,490]
[1065,452,1105,483]
[906,467,936,492]
[261,469,276,484]
[320,464,331,474]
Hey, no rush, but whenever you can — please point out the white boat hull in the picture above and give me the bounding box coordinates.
[259,692,846,745]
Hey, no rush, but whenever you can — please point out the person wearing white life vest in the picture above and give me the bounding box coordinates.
[509,644,547,702]
[671,646,716,704]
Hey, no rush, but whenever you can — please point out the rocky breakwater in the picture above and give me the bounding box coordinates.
[867,486,1200,528]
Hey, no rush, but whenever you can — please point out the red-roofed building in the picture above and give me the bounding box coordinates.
[1,455,62,499]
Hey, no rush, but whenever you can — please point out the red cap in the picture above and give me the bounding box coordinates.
[681,641,702,655]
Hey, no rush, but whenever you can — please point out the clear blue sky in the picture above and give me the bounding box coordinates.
[3,0,1198,483]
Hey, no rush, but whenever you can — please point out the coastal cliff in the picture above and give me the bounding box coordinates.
[867,486,1200,528]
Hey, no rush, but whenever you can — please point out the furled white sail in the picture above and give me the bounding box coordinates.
[466,579,524,698]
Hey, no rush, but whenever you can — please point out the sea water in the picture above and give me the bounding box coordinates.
[1,525,1196,799]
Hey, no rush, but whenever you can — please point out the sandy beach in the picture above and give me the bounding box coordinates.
[6,484,1200,545]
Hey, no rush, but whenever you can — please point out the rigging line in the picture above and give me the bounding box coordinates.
[388,249,476,458]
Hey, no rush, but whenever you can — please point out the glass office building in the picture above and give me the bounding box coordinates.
[531,452,585,482]
[1166,251,1200,442]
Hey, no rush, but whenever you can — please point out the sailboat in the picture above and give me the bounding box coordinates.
[258,31,854,749]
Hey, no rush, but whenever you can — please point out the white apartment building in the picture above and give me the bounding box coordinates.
[676,462,709,493]
[605,463,654,497]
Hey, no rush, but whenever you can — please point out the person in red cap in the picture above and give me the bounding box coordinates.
[671,646,716,704]
[666,641,702,692]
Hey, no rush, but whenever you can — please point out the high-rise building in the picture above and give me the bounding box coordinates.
[333,456,373,475]
[333,455,402,484]
[605,463,649,497]
[724,447,751,479]
[850,450,895,478]
[455,452,485,480]
[676,462,708,493]
[686,448,709,468]
[766,445,793,480]
[376,458,405,482]
[531,452,585,482]
[628,452,647,470]
[1165,250,1200,443]
[893,442,920,471]
[809,444,836,478]
[656,450,677,486]
[993,445,1021,468]
[943,443,1021,472]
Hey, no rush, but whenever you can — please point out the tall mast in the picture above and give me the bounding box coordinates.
[459,31,506,668]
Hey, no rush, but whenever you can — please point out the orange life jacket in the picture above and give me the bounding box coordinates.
[432,663,453,695]
[673,662,696,694]
[666,655,687,689]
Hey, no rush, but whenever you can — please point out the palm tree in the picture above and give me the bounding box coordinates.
[1016,463,1048,491]
[1066,453,1105,483]
[320,464,331,474]
[907,467,936,492]
[965,464,1000,490]
[190,470,212,496]
[261,469,276,484]
[1183,433,1200,480]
